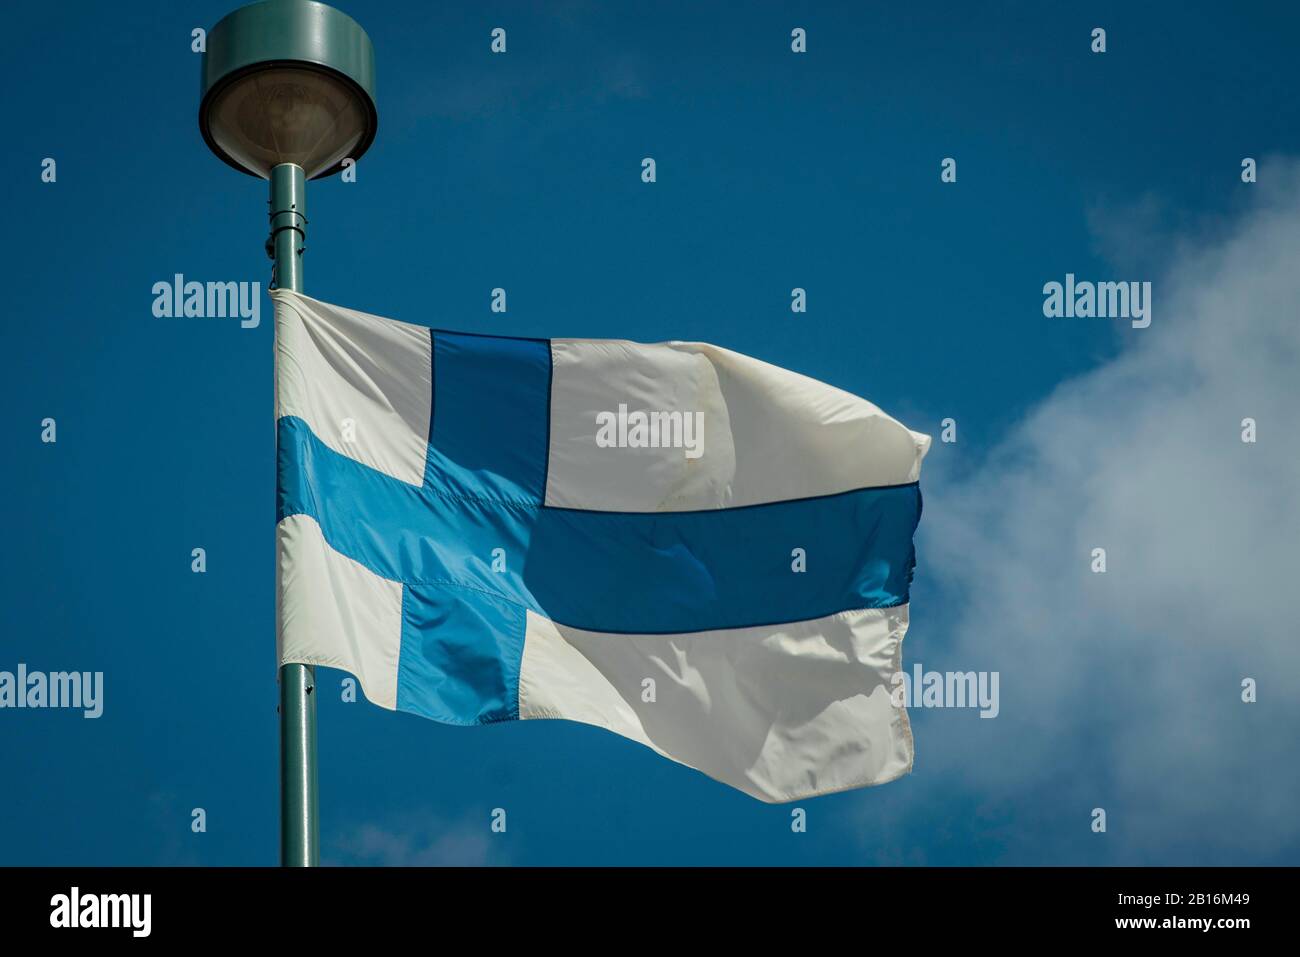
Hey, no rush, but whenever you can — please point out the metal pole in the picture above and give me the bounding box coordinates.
[270,162,318,867]
[270,163,307,296]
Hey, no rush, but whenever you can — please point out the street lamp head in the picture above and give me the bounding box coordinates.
[199,0,377,180]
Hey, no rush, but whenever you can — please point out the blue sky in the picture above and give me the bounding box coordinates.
[2,0,1298,865]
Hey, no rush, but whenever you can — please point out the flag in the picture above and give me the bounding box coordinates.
[273,290,929,802]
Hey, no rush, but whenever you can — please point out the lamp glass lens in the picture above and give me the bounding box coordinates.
[207,66,368,178]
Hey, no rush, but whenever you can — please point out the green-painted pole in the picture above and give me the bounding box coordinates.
[271,162,318,867]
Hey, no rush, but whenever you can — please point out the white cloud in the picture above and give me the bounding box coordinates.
[330,813,502,867]
[914,160,1300,862]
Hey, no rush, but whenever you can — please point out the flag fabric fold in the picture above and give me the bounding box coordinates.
[273,289,929,802]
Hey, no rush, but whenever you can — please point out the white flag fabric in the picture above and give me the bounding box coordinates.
[274,290,929,801]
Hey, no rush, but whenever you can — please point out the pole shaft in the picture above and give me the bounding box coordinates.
[271,163,318,867]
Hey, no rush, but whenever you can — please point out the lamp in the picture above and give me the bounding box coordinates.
[199,0,377,179]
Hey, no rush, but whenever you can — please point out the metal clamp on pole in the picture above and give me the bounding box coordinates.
[268,164,307,292]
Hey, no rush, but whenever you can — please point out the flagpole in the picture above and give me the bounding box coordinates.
[197,0,378,868]
[270,162,318,866]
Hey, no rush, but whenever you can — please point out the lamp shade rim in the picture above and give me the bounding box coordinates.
[198,58,378,180]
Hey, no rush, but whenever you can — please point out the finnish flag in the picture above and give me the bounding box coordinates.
[274,291,929,802]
